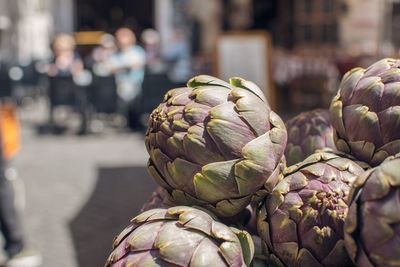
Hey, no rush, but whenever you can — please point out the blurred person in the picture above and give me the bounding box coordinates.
[109,27,146,127]
[47,34,88,135]
[164,29,191,84]
[90,33,117,76]
[0,102,42,267]
[48,34,83,77]
[141,29,162,73]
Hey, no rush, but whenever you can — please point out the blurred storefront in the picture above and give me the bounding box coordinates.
[1,0,400,112]
[1,0,399,59]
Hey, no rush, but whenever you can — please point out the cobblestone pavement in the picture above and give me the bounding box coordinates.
[7,105,157,267]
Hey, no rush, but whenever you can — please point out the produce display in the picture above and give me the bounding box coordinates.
[285,109,335,166]
[106,59,400,266]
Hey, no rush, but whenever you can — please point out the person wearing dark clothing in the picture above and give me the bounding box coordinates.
[0,107,41,267]
[0,150,24,258]
[47,34,88,135]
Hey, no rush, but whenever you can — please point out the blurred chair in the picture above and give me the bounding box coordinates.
[140,71,176,115]
[19,61,41,89]
[48,76,76,107]
[88,74,118,114]
[47,75,89,135]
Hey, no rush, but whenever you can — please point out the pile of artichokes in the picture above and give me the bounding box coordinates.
[106,58,400,267]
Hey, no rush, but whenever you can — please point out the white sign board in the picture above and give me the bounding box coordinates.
[216,31,275,108]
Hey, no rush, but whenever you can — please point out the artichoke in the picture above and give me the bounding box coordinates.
[285,109,336,166]
[105,206,255,267]
[344,154,400,267]
[140,189,259,235]
[140,187,170,212]
[257,152,365,267]
[146,75,287,217]
[330,58,400,166]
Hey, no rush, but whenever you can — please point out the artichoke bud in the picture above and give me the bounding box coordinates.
[146,75,287,218]
[258,152,364,266]
[330,58,400,166]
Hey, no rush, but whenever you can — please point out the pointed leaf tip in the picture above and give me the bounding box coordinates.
[229,77,267,102]
[187,75,231,88]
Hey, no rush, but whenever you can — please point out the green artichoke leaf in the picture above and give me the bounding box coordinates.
[373,139,400,166]
[167,89,192,106]
[219,241,246,267]
[350,76,383,112]
[241,132,280,173]
[166,132,186,156]
[171,190,207,207]
[348,140,375,164]
[190,238,230,266]
[192,86,231,107]
[382,159,400,187]
[215,197,252,218]
[163,87,192,105]
[133,208,171,224]
[333,136,350,157]
[380,81,400,110]
[229,77,267,103]
[174,207,214,235]
[208,102,256,158]
[256,208,270,246]
[194,160,239,202]
[155,222,205,266]
[236,131,282,195]
[112,224,136,249]
[183,102,210,124]
[343,104,381,147]
[212,221,240,243]
[329,96,347,139]
[167,158,201,195]
[235,160,268,196]
[188,75,232,89]
[371,150,391,166]
[231,227,255,267]
[339,67,364,102]
[212,222,247,266]
[378,106,400,144]
[286,145,304,167]
[126,221,163,250]
[147,161,173,191]
[184,124,225,165]
[361,167,391,201]
[364,58,393,76]
[230,88,270,136]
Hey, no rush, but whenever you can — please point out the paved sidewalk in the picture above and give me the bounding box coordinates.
[11,113,156,266]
